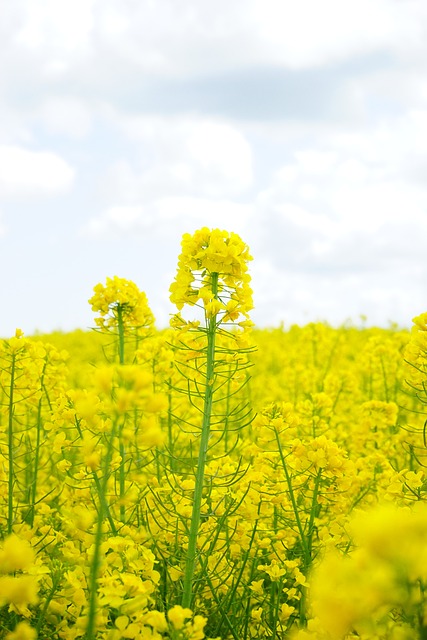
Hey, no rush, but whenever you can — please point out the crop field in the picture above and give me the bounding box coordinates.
[1,228,427,640]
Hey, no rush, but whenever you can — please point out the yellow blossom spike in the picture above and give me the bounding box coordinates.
[89,276,155,334]
[169,228,253,321]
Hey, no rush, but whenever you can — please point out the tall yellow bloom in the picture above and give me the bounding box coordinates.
[168,228,255,611]
[169,227,253,321]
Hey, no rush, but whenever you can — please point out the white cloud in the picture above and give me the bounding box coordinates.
[84,205,144,234]
[0,146,75,198]
[106,115,253,199]
[250,259,423,328]
[4,0,424,85]
[39,97,92,138]
[249,0,421,70]
[260,109,427,237]
[0,212,6,237]
[83,197,254,237]
[185,121,252,193]
[89,0,425,74]
[269,202,338,237]
[15,0,95,52]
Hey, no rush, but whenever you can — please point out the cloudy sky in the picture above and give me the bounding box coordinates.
[1,0,427,336]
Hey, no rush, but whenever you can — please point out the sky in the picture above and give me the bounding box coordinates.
[1,0,427,337]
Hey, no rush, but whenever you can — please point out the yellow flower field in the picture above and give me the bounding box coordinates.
[1,228,426,640]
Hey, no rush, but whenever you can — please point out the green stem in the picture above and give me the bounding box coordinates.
[273,425,312,626]
[74,417,117,535]
[214,518,258,636]
[8,353,16,535]
[380,355,389,402]
[270,578,283,640]
[274,427,309,565]
[86,506,104,639]
[167,381,175,472]
[29,361,47,528]
[306,470,321,559]
[117,303,125,365]
[119,439,126,522]
[92,472,117,535]
[181,272,219,609]
[35,569,61,635]
[86,422,117,640]
[117,304,126,523]
[299,470,321,626]
[224,365,231,451]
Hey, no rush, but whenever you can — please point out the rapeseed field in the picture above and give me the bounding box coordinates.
[1,228,426,640]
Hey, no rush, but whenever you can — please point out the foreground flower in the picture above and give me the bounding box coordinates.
[307,502,427,639]
[0,535,35,573]
[5,621,37,640]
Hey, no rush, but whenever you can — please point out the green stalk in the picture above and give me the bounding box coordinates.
[8,353,16,535]
[35,567,61,635]
[306,470,321,559]
[277,425,321,629]
[117,304,126,522]
[214,518,258,636]
[116,303,125,365]
[85,501,105,639]
[380,355,389,402]
[224,365,231,451]
[85,422,117,640]
[92,472,117,535]
[167,381,175,472]
[298,470,321,626]
[181,272,219,609]
[274,427,309,564]
[74,417,117,535]
[270,578,283,640]
[28,361,47,528]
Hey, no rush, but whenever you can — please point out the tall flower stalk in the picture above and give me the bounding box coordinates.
[89,275,155,522]
[169,228,254,609]
[85,276,157,639]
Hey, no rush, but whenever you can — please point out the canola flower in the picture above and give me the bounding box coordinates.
[169,226,253,322]
[90,276,155,334]
[168,228,255,611]
[1,229,427,639]
[5,621,37,640]
[0,535,39,638]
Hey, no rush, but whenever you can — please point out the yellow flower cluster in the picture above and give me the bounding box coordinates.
[0,535,39,634]
[89,276,155,332]
[5,622,37,640]
[404,312,427,388]
[169,227,253,321]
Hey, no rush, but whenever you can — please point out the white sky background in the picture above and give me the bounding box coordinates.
[1,0,427,336]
